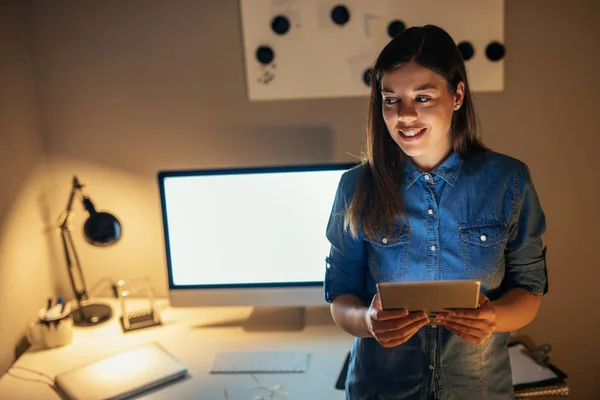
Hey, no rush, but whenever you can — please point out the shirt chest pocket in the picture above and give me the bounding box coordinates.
[459,221,508,284]
[365,224,411,282]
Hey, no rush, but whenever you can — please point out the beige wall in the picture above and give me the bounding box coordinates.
[0,1,56,375]
[3,0,598,397]
[24,0,341,300]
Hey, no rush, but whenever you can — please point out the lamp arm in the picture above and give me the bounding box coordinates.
[58,176,90,306]
[58,177,84,229]
[60,227,90,303]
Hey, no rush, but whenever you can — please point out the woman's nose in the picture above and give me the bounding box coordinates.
[397,104,418,122]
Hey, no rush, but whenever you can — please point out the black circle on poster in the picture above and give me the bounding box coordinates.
[256,46,275,64]
[387,20,406,38]
[331,5,350,26]
[271,15,290,35]
[485,41,505,61]
[458,41,475,61]
[363,68,373,86]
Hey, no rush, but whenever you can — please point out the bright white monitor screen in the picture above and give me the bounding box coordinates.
[158,164,355,292]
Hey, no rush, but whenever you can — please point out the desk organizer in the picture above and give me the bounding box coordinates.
[117,278,162,333]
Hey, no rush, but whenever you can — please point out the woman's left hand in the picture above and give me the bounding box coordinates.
[434,294,497,345]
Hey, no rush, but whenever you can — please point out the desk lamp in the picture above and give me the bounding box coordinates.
[57,176,122,327]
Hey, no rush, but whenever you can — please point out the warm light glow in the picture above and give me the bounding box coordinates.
[0,161,55,324]
[48,156,169,298]
[85,346,161,382]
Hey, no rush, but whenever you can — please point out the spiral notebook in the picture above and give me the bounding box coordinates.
[515,383,570,398]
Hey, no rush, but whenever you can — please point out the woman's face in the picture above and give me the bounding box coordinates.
[380,62,464,171]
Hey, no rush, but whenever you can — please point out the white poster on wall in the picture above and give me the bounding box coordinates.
[239,0,505,101]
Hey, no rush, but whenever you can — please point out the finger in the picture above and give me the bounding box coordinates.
[371,293,383,311]
[373,312,428,333]
[446,307,494,320]
[372,318,409,333]
[442,317,492,331]
[454,329,491,345]
[379,326,421,348]
[478,293,490,306]
[374,308,409,321]
[376,316,429,341]
[375,319,429,340]
[441,320,490,339]
[442,326,485,345]
[370,294,409,320]
[433,312,449,323]
[378,321,425,347]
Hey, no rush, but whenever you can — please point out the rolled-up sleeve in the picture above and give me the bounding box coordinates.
[503,165,548,295]
[324,171,368,304]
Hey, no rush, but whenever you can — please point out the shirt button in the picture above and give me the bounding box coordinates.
[429,364,434,370]
[382,238,388,244]
[430,245,436,251]
[480,234,487,242]
[431,324,438,328]
[424,174,431,181]
[428,209,433,215]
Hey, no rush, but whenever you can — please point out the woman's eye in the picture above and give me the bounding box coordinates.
[383,98,398,105]
[416,96,431,103]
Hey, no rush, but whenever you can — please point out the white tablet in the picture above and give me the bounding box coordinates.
[376,279,481,314]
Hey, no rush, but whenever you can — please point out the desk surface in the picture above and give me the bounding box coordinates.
[0,298,353,400]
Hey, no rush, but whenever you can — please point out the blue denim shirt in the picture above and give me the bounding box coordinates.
[324,150,548,400]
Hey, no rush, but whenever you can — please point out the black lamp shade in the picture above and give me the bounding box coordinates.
[83,212,121,246]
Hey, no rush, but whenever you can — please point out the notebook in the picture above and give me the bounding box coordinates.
[508,341,568,392]
[54,342,188,400]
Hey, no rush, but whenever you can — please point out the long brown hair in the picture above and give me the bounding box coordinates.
[345,25,486,241]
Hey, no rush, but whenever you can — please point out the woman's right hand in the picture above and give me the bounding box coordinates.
[363,293,430,348]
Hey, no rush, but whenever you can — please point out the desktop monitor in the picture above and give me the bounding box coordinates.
[157,162,356,330]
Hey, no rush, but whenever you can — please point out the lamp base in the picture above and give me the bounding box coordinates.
[72,303,113,327]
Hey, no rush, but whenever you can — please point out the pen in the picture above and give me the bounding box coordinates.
[57,296,63,313]
[47,298,52,310]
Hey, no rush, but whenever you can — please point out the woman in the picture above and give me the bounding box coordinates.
[324,25,548,400]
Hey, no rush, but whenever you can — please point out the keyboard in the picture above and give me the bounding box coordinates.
[211,350,309,373]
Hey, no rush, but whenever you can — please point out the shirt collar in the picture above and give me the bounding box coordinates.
[403,152,463,188]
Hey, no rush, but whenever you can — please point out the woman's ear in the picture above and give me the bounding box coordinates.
[453,82,465,110]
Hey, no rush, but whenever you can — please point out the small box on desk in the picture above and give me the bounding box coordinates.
[117,278,162,333]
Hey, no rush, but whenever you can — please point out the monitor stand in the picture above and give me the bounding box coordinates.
[242,306,306,332]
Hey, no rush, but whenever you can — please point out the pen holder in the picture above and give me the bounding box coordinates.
[117,277,162,333]
[26,312,73,349]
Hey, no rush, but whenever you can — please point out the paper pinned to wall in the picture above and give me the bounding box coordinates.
[239,0,505,101]
[315,0,356,32]
[345,49,379,89]
[366,16,394,48]
[270,0,302,29]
